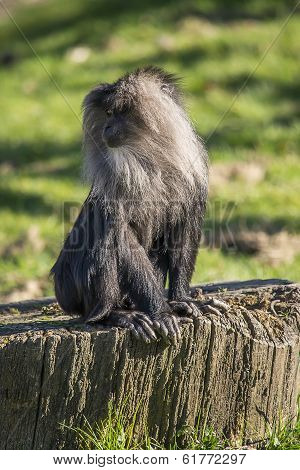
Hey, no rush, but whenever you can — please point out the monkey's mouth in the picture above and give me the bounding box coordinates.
[103,126,123,148]
[104,138,122,148]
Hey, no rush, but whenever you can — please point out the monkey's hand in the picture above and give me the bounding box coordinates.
[152,312,193,345]
[168,299,201,319]
[101,310,158,343]
[169,297,230,319]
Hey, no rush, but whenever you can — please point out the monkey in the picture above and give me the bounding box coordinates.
[51,66,209,344]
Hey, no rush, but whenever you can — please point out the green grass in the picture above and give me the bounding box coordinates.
[70,399,300,450]
[0,0,300,298]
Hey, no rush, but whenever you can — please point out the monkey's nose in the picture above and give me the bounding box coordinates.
[103,125,122,148]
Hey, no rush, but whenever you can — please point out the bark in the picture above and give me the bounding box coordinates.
[0,279,299,449]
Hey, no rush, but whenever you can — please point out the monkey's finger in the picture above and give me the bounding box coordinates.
[169,301,193,316]
[153,320,170,342]
[133,313,157,340]
[129,324,144,341]
[170,316,181,343]
[173,303,201,319]
[133,324,152,343]
[127,322,149,342]
[134,317,157,341]
[165,314,181,338]
[135,313,155,328]
[163,316,179,345]
[167,327,178,346]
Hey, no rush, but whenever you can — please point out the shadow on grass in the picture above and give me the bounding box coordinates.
[0,186,56,215]
[203,212,300,251]
[0,139,79,165]
[0,139,82,183]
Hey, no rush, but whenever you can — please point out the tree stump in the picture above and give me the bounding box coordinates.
[0,279,299,450]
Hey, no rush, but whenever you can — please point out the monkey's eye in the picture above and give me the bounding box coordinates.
[105,109,113,117]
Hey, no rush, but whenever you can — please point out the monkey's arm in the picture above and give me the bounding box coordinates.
[118,226,183,344]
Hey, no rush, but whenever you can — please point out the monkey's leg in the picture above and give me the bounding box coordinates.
[85,265,120,323]
[52,263,85,316]
[119,227,182,345]
[149,239,200,317]
[84,254,121,323]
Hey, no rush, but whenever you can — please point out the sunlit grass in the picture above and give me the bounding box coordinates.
[0,0,299,297]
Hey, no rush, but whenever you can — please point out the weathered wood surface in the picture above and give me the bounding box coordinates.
[0,279,299,450]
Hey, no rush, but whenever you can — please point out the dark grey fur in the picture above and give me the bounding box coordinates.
[51,66,209,343]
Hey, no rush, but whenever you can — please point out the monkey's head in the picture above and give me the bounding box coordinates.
[82,66,184,152]
[82,66,206,196]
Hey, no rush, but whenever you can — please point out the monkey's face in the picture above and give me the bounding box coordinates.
[102,108,131,148]
[83,90,142,151]
[83,67,183,156]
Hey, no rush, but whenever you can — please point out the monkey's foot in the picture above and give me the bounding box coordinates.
[168,299,201,318]
[101,310,157,343]
[152,312,192,345]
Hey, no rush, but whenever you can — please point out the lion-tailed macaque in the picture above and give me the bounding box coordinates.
[51,66,209,344]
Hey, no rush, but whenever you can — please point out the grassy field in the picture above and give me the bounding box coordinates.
[0,0,300,300]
